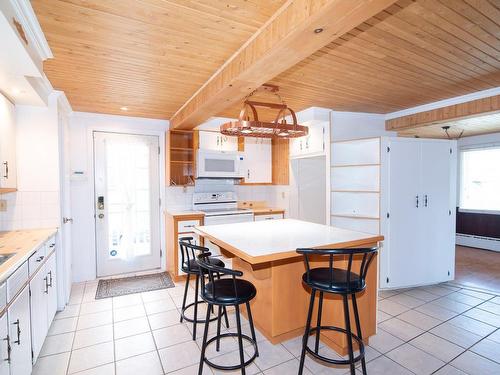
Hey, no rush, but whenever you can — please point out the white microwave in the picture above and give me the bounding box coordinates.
[196,150,245,178]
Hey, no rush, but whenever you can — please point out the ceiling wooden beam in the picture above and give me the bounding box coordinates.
[386,95,500,131]
[170,0,399,129]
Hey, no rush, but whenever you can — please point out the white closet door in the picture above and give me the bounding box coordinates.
[420,141,454,283]
[386,139,423,288]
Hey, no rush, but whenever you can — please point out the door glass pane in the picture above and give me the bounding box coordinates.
[106,138,151,260]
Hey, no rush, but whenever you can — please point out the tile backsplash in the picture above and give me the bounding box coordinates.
[0,191,60,231]
[165,185,290,212]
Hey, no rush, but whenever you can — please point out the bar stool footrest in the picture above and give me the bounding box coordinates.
[306,325,365,365]
[203,333,258,371]
[181,301,219,324]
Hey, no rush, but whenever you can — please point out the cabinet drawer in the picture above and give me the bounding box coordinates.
[177,219,201,233]
[7,261,28,303]
[255,213,283,221]
[28,244,47,276]
[0,283,6,313]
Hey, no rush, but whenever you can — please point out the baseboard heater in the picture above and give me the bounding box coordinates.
[456,233,500,252]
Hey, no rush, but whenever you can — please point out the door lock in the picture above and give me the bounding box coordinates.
[98,213,104,219]
[97,196,104,210]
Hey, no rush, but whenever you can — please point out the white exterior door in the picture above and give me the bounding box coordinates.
[94,132,161,277]
[385,139,423,288]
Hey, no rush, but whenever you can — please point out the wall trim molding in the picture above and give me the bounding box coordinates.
[385,87,500,120]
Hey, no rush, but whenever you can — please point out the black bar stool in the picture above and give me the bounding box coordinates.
[196,251,259,375]
[178,237,229,340]
[297,247,378,375]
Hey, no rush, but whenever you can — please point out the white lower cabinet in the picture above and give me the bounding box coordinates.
[30,263,48,362]
[0,314,9,375]
[8,287,32,375]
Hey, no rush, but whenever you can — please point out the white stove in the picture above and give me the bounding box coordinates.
[193,192,254,222]
[193,191,254,256]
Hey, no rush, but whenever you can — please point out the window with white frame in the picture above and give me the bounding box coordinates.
[460,146,500,212]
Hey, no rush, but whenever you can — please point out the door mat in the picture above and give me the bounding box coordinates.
[95,272,175,299]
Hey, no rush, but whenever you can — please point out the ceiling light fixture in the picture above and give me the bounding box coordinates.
[314,28,324,34]
[120,106,128,111]
[442,125,464,140]
[220,84,309,139]
[12,88,21,95]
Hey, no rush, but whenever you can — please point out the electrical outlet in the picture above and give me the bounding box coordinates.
[0,200,6,212]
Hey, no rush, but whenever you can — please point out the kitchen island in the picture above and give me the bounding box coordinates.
[194,219,383,355]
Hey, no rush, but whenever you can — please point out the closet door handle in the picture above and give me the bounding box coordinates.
[424,194,428,207]
[12,320,21,345]
[415,195,419,208]
[3,334,11,363]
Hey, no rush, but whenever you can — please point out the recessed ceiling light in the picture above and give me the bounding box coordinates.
[314,28,324,34]
[12,88,21,95]
[120,106,128,111]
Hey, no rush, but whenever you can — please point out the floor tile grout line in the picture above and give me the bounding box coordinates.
[144,294,167,375]
[65,284,82,375]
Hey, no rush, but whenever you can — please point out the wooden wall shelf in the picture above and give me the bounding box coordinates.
[166,130,197,186]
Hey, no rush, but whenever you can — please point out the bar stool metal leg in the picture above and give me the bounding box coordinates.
[315,291,323,354]
[179,273,190,323]
[235,305,246,375]
[192,274,200,340]
[342,295,356,375]
[216,305,222,352]
[352,293,367,375]
[246,302,259,357]
[198,305,212,375]
[298,289,316,375]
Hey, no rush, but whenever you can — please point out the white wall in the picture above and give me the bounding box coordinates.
[69,112,168,282]
[0,93,61,230]
[330,111,396,141]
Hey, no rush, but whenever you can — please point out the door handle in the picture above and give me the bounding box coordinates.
[12,320,21,345]
[3,335,10,363]
[416,195,419,208]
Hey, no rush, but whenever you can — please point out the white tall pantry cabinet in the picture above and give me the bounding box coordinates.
[330,136,456,289]
[380,137,457,289]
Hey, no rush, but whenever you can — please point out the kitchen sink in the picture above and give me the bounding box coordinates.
[0,253,15,266]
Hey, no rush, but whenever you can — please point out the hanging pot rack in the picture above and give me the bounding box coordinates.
[220,86,309,139]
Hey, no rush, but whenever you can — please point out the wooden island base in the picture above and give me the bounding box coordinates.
[229,247,378,356]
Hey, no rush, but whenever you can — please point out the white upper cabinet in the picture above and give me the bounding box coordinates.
[241,138,272,183]
[198,131,238,152]
[0,94,17,189]
[290,122,327,159]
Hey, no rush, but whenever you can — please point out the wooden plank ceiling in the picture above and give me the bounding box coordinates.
[33,0,500,122]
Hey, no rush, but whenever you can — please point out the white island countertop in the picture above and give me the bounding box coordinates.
[195,219,383,264]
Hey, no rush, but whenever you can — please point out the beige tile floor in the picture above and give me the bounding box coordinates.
[33,279,500,375]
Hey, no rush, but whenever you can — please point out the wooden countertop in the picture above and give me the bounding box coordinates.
[166,208,285,217]
[0,228,58,284]
[195,219,383,264]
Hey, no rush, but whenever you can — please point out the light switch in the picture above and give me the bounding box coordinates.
[0,200,6,212]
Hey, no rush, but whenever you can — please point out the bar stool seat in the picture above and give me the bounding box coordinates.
[183,257,225,274]
[302,268,364,293]
[204,279,256,304]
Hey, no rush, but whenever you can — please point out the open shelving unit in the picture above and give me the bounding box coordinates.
[166,130,197,186]
[330,137,381,235]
